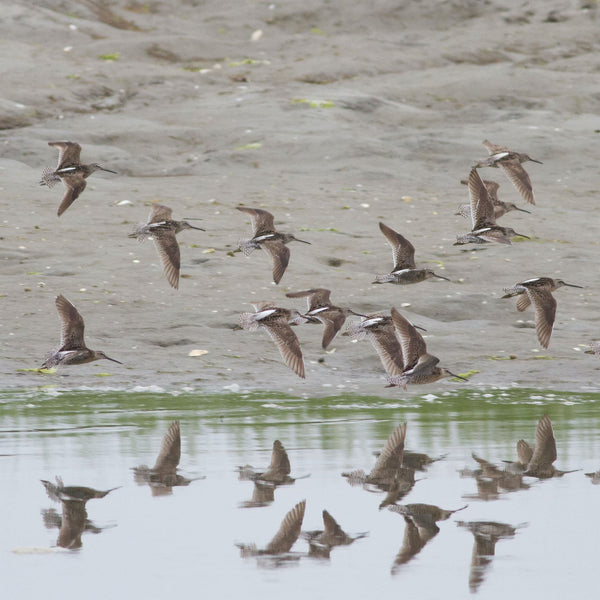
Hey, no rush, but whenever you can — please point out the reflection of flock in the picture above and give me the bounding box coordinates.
[460,414,578,507]
[38,139,598,383]
[40,413,596,592]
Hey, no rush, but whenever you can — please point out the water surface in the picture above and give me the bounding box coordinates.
[1,388,598,599]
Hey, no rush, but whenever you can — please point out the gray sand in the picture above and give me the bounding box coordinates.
[1,0,599,395]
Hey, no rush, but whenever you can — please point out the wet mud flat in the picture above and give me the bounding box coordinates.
[1,1,599,395]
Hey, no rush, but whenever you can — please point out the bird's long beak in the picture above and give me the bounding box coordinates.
[449,504,469,515]
[434,273,451,281]
[295,238,311,245]
[98,166,118,174]
[513,233,530,239]
[564,282,584,288]
[529,158,543,164]
[298,312,319,324]
[515,207,531,214]
[449,371,468,381]
[181,219,206,231]
[105,356,123,364]
[348,309,369,318]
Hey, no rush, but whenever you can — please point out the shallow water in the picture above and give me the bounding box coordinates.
[1,388,598,599]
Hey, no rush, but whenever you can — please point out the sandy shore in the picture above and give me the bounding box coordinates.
[1,0,599,396]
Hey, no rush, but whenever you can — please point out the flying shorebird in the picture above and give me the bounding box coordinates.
[502,277,583,348]
[285,288,359,349]
[40,141,117,216]
[345,311,428,378]
[505,414,577,479]
[345,312,406,377]
[129,204,204,289]
[236,500,306,557]
[386,308,466,388]
[457,178,531,220]
[239,302,306,378]
[455,169,530,246]
[473,139,542,205]
[41,295,122,369]
[236,207,310,284]
[373,222,449,284]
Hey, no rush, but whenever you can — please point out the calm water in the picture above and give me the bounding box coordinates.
[1,387,598,599]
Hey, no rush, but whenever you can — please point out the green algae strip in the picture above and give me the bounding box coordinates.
[228,58,270,66]
[451,369,480,382]
[291,98,336,108]
[2,388,598,425]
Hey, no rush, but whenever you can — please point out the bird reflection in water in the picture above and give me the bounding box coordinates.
[342,423,418,507]
[343,422,407,488]
[238,440,308,508]
[302,509,368,559]
[389,503,467,575]
[391,516,430,572]
[585,470,600,484]
[461,452,529,501]
[503,414,579,479]
[40,476,118,549]
[133,421,202,496]
[239,481,277,509]
[457,521,526,593]
[236,500,306,568]
[402,451,447,472]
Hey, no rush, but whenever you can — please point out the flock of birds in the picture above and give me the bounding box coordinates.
[39,414,598,588]
[38,138,596,383]
[33,139,597,584]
